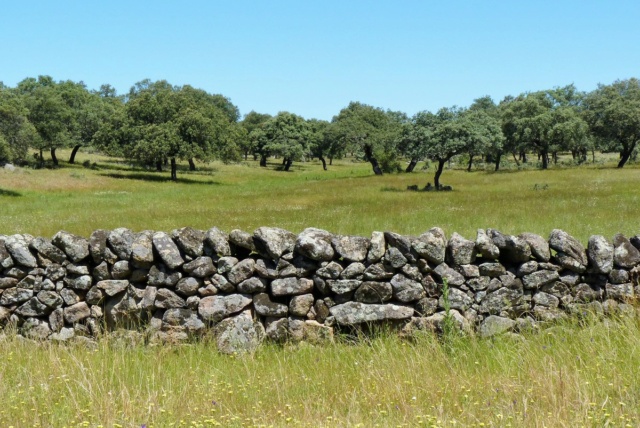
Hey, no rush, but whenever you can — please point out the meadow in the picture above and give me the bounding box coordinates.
[0,151,639,427]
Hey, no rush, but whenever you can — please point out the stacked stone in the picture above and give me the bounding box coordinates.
[0,226,638,353]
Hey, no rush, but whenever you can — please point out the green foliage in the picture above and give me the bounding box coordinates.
[261,112,310,170]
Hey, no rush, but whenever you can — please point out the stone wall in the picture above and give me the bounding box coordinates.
[0,227,638,353]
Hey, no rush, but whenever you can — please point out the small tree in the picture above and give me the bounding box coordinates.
[261,112,310,171]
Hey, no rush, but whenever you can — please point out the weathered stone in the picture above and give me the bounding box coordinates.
[64,302,90,324]
[254,258,278,279]
[85,286,104,305]
[384,231,414,258]
[326,279,360,295]
[198,294,252,323]
[214,310,261,354]
[16,297,50,316]
[522,270,560,289]
[252,227,296,260]
[549,229,588,266]
[227,258,255,284]
[609,269,629,284]
[89,229,113,264]
[253,292,288,317]
[131,231,154,268]
[384,247,407,269]
[289,319,333,343]
[479,287,523,314]
[329,302,414,325]
[413,227,447,264]
[433,263,465,287]
[458,264,479,278]
[50,327,75,342]
[65,263,89,276]
[533,291,560,308]
[0,237,14,269]
[108,228,135,260]
[519,232,551,262]
[559,271,581,286]
[502,235,531,263]
[21,318,51,340]
[353,281,391,303]
[4,235,37,268]
[390,274,426,302]
[447,232,476,266]
[554,252,587,273]
[204,227,231,257]
[289,294,315,317]
[606,282,634,300]
[0,277,18,289]
[171,227,205,259]
[152,232,184,270]
[401,264,423,281]
[4,266,28,279]
[271,277,314,296]
[421,310,471,333]
[92,261,110,282]
[533,306,567,322]
[265,317,289,342]
[479,315,516,337]
[96,280,129,297]
[186,295,200,310]
[162,308,205,332]
[63,275,92,290]
[104,289,141,328]
[340,262,366,279]
[59,288,80,306]
[331,235,370,262]
[516,261,538,277]
[148,265,181,287]
[29,237,66,264]
[111,260,132,279]
[183,256,216,278]
[367,231,386,263]
[587,235,614,274]
[0,287,33,305]
[613,234,640,269]
[468,276,490,291]
[154,288,186,309]
[476,229,500,259]
[479,262,506,277]
[16,275,39,290]
[316,261,343,279]
[140,286,157,310]
[439,287,473,311]
[36,290,63,308]
[52,231,90,263]
[237,277,267,294]
[229,229,256,253]
[541,281,570,298]
[415,297,438,316]
[217,256,238,274]
[211,273,234,293]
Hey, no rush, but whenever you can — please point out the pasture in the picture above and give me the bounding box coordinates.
[0,151,639,427]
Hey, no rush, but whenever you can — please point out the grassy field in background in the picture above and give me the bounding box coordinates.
[1,150,640,427]
[0,149,639,242]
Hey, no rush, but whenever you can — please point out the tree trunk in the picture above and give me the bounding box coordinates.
[39,148,44,168]
[495,153,502,171]
[434,159,446,189]
[259,154,267,167]
[282,158,287,166]
[170,158,177,181]
[50,147,58,166]
[618,150,632,168]
[511,152,520,167]
[541,149,548,169]
[164,158,168,166]
[69,145,82,164]
[363,145,383,175]
[319,156,327,171]
[467,154,474,172]
[521,152,527,163]
[329,157,333,165]
[188,158,196,171]
[405,158,418,173]
[592,149,595,163]
[552,152,558,164]
[156,160,163,171]
[283,158,293,171]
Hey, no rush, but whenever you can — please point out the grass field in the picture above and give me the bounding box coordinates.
[1,150,640,427]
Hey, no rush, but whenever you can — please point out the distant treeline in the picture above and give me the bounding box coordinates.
[1,76,639,185]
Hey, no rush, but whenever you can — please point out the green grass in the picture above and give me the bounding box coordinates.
[1,149,640,427]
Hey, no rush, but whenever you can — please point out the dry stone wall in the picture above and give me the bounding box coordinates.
[1,226,639,353]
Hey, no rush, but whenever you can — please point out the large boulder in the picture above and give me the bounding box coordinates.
[329,302,414,325]
[214,310,262,354]
[331,235,370,262]
[587,235,614,274]
[253,227,296,260]
[162,308,205,333]
[52,231,90,263]
[152,232,184,270]
[295,228,334,261]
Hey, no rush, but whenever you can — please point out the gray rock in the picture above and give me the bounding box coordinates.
[363,263,393,281]
[204,227,231,257]
[60,288,80,305]
[421,310,471,334]
[340,262,366,279]
[4,235,37,268]
[254,258,278,279]
[265,317,289,342]
[384,232,414,258]
[63,275,92,290]
[48,308,64,332]
[533,291,560,308]
[447,232,476,266]
[148,265,181,287]
[140,286,158,310]
[0,277,18,289]
[533,306,567,322]
[0,287,33,305]
[613,234,640,269]
[171,227,205,259]
[516,261,538,277]
[108,228,135,260]
[66,263,89,276]
[152,232,184,270]
[327,279,362,294]
[211,273,234,293]
[183,256,216,278]
[559,271,581,286]
[198,294,252,323]
[64,302,91,324]
[479,262,506,277]
[104,288,140,328]
[0,237,14,269]
[609,269,629,284]
[549,229,588,266]
[229,229,256,252]
[131,231,155,268]
[237,277,267,294]
[541,281,570,298]
[253,227,296,260]
[52,231,90,263]
[155,288,186,309]
[92,261,111,282]
[16,275,39,289]
[479,287,523,314]
[587,235,614,274]
[367,231,386,263]
[438,287,473,311]
[186,295,200,310]
[502,235,531,263]
[85,286,104,305]
[227,258,256,284]
[253,293,289,317]
[214,310,261,354]
[415,297,438,316]
[21,318,51,340]
[89,229,114,264]
[36,290,63,308]
[479,315,516,337]
[217,256,238,274]
[331,235,370,262]
[433,263,465,287]
[16,297,51,316]
[412,227,447,264]
[329,302,414,325]
[354,281,392,303]
[554,252,587,273]
[97,280,129,297]
[316,261,343,279]
[468,276,490,291]
[111,260,132,279]
[606,282,634,300]
[390,274,426,302]
[384,247,407,268]
[519,232,551,262]
[29,237,67,264]
[475,229,500,259]
[162,308,205,332]
[522,270,560,289]
[271,277,314,296]
[289,319,333,343]
[51,327,75,342]
[458,264,479,278]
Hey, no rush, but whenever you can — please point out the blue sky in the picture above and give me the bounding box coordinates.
[1,1,639,120]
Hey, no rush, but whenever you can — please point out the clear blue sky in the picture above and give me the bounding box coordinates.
[2,1,639,120]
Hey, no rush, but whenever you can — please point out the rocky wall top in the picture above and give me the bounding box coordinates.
[0,226,638,353]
